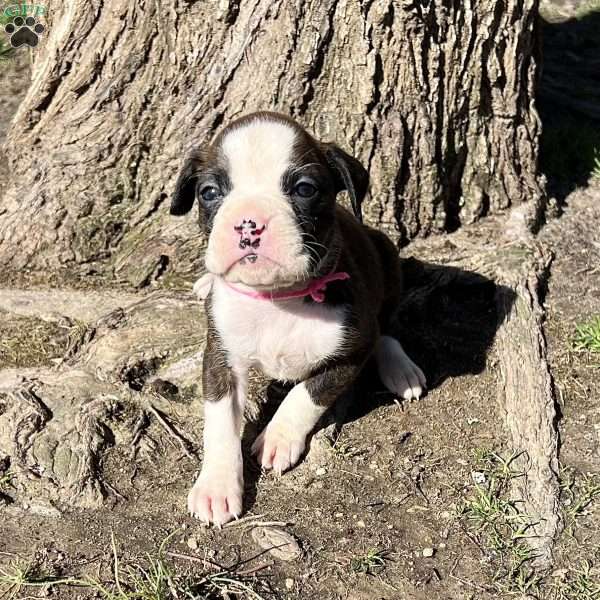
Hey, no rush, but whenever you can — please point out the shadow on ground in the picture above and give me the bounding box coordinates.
[538,8,600,202]
[349,258,512,422]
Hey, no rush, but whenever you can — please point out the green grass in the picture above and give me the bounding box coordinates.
[0,471,13,489]
[350,548,389,575]
[86,532,175,600]
[0,560,82,600]
[542,469,600,599]
[573,316,600,354]
[551,561,600,600]
[0,531,270,600]
[458,449,541,595]
[560,468,600,529]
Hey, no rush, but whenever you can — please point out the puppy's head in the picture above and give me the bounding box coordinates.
[170,111,368,288]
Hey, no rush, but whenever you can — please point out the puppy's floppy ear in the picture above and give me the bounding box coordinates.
[322,143,369,222]
[170,154,199,216]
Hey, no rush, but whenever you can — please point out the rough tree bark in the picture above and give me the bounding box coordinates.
[0,0,545,286]
[495,243,561,568]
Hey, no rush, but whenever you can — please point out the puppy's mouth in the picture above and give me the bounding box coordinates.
[216,252,302,289]
[236,252,260,266]
[228,252,282,269]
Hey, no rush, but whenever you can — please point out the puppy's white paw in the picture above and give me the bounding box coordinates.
[192,273,215,300]
[252,421,305,475]
[187,468,243,526]
[376,335,427,401]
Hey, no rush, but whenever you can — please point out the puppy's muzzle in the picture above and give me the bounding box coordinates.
[205,194,308,285]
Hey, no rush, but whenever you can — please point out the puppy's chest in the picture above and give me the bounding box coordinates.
[212,287,347,381]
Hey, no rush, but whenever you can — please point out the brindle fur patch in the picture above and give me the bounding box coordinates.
[202,301,235,402]
[304,206,404,408]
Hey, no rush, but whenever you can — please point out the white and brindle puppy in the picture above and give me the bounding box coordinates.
[170,111,426,526]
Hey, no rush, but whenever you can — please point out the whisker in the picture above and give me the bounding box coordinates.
[304,246,320,265]
[304,238,328,253]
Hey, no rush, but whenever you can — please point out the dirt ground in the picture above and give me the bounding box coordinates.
[1,5,600,600]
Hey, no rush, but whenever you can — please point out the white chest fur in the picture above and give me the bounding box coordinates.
[211,279,347,381]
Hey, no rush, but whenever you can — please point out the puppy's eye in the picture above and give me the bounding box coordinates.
[200,185,220,203]
[294,182,318,198]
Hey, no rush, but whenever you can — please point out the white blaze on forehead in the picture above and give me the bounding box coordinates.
[206,117,310,287]
[221,119,297,193]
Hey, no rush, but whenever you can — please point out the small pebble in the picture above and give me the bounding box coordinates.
[422,547,435,558]
[315,467,327,476]
[471,471,486,484]
[251,526,302,561]
[187,537,198,550]
[439,543,446,549]
[285,578,294,590]
[356,520,366,528]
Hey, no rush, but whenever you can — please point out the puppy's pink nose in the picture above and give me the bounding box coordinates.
[233,219,267,251]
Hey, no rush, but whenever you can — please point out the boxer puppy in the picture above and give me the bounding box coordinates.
[170,111,426,525]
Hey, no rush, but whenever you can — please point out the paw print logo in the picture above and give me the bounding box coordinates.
[4,16,45,48]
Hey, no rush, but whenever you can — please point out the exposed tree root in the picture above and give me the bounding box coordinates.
[495,245,561,568]
[0,292,206,510]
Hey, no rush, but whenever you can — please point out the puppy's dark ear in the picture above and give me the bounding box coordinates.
[170,155,198,216]
[322,143,369,222]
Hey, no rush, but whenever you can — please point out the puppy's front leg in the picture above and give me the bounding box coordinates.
[188,334,246,525]
[252,363,359,475]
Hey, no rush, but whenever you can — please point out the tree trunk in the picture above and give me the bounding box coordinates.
[0,0,545,287]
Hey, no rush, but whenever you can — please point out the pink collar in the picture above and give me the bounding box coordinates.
[224,271,350,303]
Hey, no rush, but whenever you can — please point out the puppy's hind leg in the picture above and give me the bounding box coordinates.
[375,335,426,401]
